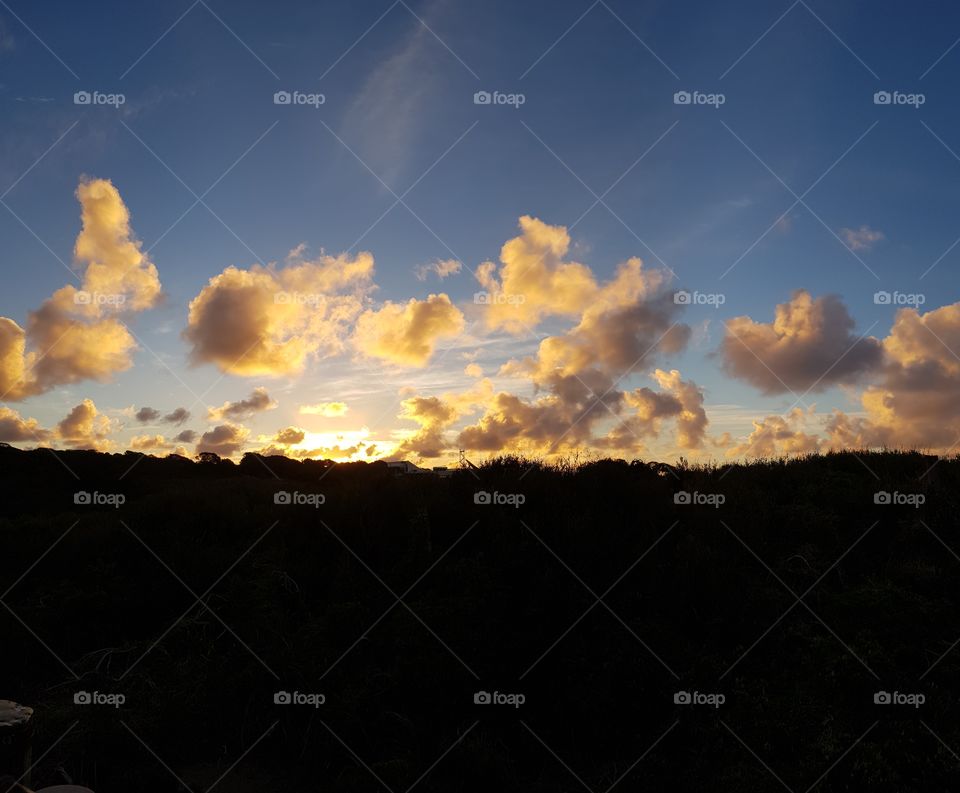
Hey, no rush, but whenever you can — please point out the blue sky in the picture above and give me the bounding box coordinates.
[2,0,960,461]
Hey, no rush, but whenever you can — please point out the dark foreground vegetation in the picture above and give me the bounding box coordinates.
[1,445,960,791]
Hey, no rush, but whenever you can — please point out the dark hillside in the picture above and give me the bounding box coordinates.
[1,446,958,791]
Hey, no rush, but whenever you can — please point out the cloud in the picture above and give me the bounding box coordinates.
[839,225,884,251]
[163,407,191,425]
[727,408,824,458]
[275,426,305,445]
[339,2,451,187]
[826,300,960,450]
[0,178,162,400]
[174,429,198,443]
[464,363,483,378]
[720,290,882,395]
[184,250,374,376]
[415,258,462,281]
[130,434,171,451]
[299,401,348,417]
[390,224,697,460]
[353,293,465,366]
[397,379,493,458]
[207,387,277,421]
[57,398,113,450]
[475,216,600,333]
[136,406,190,425]
[519,257,688,384]
[651,369,708,449]
[196,423,249,457]
[0,407,51,443]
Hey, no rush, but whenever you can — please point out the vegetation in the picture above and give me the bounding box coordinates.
[1,445,959,791]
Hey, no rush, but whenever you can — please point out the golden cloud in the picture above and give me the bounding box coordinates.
[185,250,374,376]
[196,423,250,457]
[353,293,465,367]
[720,290,882,395]
[0,178,161,400]
[299,401,348,417]
[207,386,277,421]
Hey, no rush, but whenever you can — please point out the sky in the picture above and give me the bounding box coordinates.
[2,0,960,464]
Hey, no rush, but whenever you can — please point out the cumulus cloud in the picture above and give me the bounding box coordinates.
[163,407,191,425]
[727,408,824,458]
[300,401,348,417]
[184,250,374,376]
[0,406,51,443]
[174,429,198,443]
[415,258,461,281]
[720,290,882,395]
[207,387,277,421]
[825,301,960,450]
[353,293,465,367]
[474,216,600,333]
[839,225,884,251]
[380,222,699,460]
[57,398,113,450]
[397,379,493,458]
[196,424,249,457]
[135,407,161,423]
[0,178,162,400]
[275,426,305,445]
[130,434,171,451]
